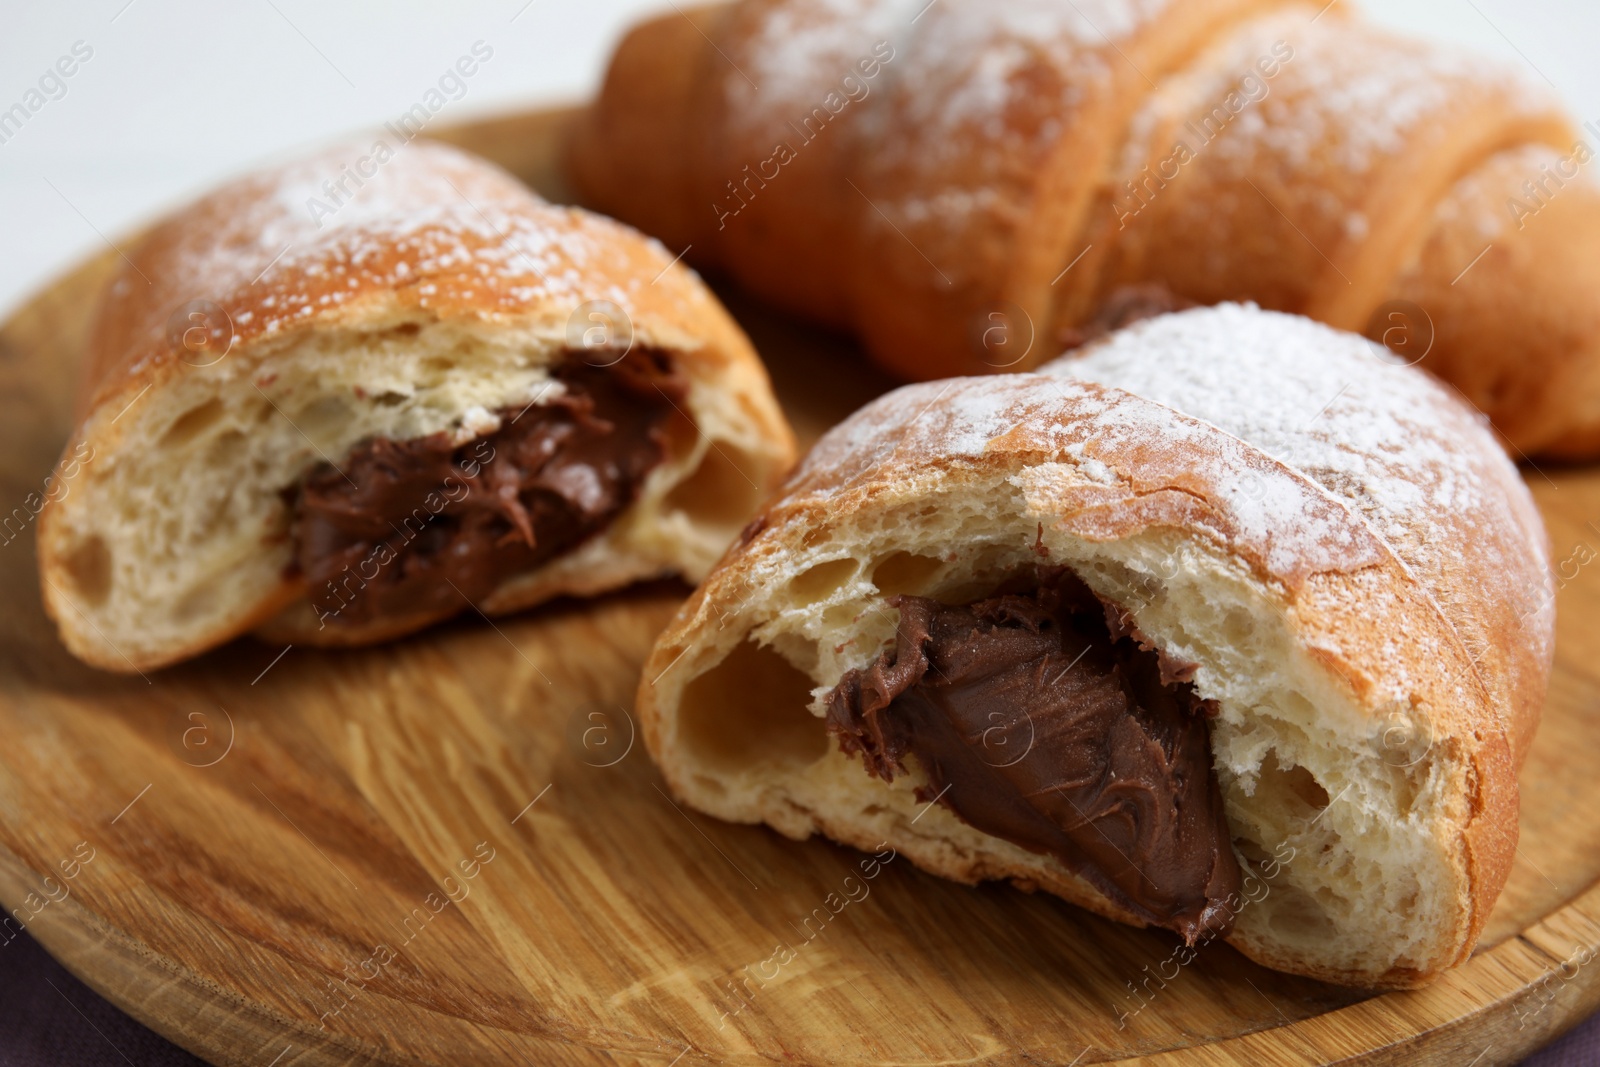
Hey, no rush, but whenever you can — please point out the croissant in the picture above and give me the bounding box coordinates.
[570,0,1600,458]
[38,140,794,671]
[635,303,1553,988]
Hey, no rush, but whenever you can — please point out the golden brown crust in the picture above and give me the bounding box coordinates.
[39,139,795,670]
[76,140,760,423]
[572,0,1597,455]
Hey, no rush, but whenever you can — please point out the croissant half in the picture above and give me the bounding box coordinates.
[38,140,795,671]
[637,304,1553,987]
[571,0,1600,457]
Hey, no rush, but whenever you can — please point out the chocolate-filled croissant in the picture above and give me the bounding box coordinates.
[39,140,794,671]
[637,304,1553,988]
[570,0,1600,457]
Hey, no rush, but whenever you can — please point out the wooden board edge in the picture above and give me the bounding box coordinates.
[0,841,371,1067]
[0,840,665,1067]
[1122,902,1600,1065]
[6,802,1600,1067]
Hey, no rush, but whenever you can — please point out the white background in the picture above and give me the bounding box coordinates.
[0,0,1595,320]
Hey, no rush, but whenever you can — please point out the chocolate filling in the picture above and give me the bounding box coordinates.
[289,351,686,627]
[825,569,1241,942]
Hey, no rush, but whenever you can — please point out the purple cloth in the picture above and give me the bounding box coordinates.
[1529,1023,1600,1067]
[0,930,206,1066]
[1,927,1596,1064]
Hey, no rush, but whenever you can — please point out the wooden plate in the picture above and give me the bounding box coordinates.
[3,106,1600,1067]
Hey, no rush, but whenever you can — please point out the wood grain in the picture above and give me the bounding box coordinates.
[1,106,1598,1067]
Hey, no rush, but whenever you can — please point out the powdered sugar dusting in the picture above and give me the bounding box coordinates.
[902,0,1168,137]
[785,363,1388,583]
[795,375,1077,474]
[724,0,902,142]
[91,139,695,400]
[832,0,1172,277]
[721,0,1170,146]
[1046,303,1553,679]
[1216,17,1560,177]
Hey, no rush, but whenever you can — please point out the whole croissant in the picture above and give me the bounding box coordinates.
[569,0,1600,457]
